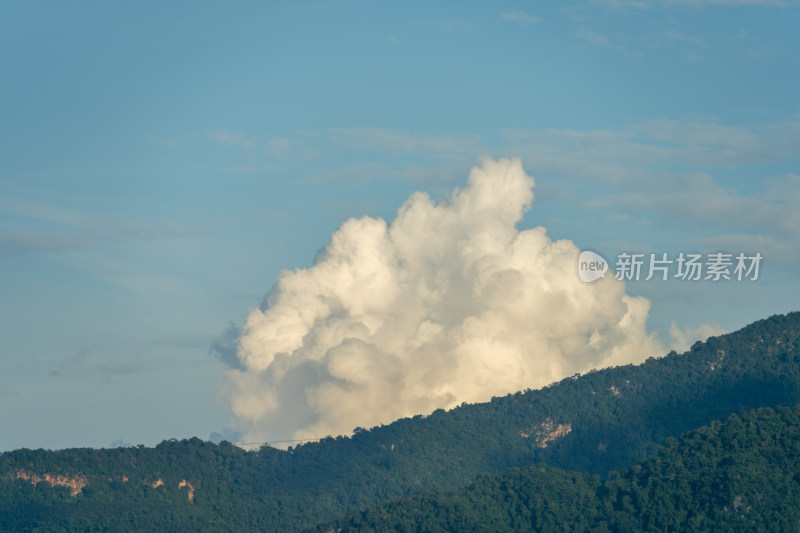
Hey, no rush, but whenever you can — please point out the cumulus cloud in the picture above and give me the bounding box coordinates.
[210,322,245,370]
[221,158,662,444]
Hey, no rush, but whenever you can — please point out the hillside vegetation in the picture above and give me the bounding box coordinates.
[314,404,800,532]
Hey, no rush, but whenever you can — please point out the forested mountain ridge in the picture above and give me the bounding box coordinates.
[314,404,800,532]
[1,311,799,531]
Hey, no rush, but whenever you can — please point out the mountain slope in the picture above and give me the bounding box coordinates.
[313,404,800,532]
[1,311,799,531]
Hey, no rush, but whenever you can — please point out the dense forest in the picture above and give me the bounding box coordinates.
[1,312,799,531]
[315,404,800,532]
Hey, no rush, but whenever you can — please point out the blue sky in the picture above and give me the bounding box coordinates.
[1,0,799,451]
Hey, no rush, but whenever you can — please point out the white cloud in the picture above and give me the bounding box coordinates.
[144,135,183,149]
[502,118,800,178]
[55,251,182,296]
[209,130,256,150]
[266,137,291,158]
[606,172,800,238]
[303,162,390,184]
[223,165,281,174]
[500,11,543,24]
[689,232,800,273]
[660,30,708,61]
[0,230,90,257]
[329,128,485,155]
[587,0,651,9]
[0,200,204,257]
[663,30,706,47]
[578,29,610,45]
[221,158,662,444]
[500,127,675,185]
[633,119,760,152]
[497,121,799,277]
[575,29,642,57]
[662,0,790,6]
[590,0,793,7]
[414,18,473,32]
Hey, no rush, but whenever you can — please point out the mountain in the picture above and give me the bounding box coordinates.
[313,404,800,532]
[1,311,799,531]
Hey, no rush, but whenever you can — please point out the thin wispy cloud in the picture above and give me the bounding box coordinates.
[500,11,543,24]
[49,348,147,379]
[0,230,90,258]
[733,27,782,59]
[438,19,472,32]
[575,29,642,57]
[0,201,205,257]
[328,128,485,155]
[151,333,220,350]
[266,137,291,158]
[633,119,759,151]
[223,165,282,174]
[301,162,390,184]
[663,30,706,47]
[590,0,793,7]
[599,172,800,240]
[144,134,183,149]
[587,0,651,9]
[55,251,184,295]
[660,30,708,61]
[663,0,791,6]
[690,233,800,273]
[500,121,800,248]
[414,18,473,32]
[48,348,92,377]
[99,364,143,377]
[209,130,257,150]
[504,117,799,174]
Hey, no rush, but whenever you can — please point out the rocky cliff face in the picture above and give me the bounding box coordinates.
[15,470,88,496]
